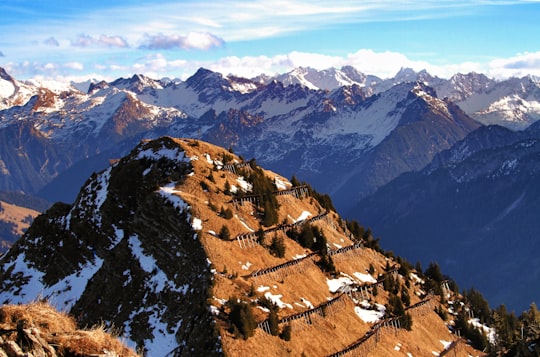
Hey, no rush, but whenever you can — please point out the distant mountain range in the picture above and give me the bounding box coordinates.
[4,65,538,211]
[352,121,540,312]
[1,65,540,312]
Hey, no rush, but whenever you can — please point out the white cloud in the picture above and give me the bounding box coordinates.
[487,51,540,79]
[6,47,540,84]
[140,32,224,50]
[64,62,84,71]
[71,34,129,48]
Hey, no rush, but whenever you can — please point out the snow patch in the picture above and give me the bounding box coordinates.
[2,252,104,310]
[158,183,189,211]
[353,272,377,283]
[300,297,314,309]
[136,145,188,163]
[293,211,311,223]
[469,318,497,344]
[354,303,385,323]
[327,276,354,293]
[0,78,15,97]
[274,176,291,190]
[236,176,253,192]
[264,292,293,309]
[192,217,202,231]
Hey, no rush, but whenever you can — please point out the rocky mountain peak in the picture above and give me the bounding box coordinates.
[110,73,163,94]
[0,67,14,82]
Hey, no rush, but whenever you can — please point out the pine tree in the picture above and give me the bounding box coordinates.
[257,226,265,245]
[268,308,279,336]
[279,324,292,341]
[219,225,231,240]
[228,299,257,339]
[290,175,301,187]
[262,198,278,227]
[224,180,232,195]
[269,235,285,258]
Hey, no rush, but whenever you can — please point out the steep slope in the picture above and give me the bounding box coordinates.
[325,82,481,210]
[0,73,187,196]
[0,137,219,356]
[0,137,485,356]
[351,124,540,312]
[0,200,39,252]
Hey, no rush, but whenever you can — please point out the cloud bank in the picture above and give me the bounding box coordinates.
[140,32,224,50]
[71,34,129,48]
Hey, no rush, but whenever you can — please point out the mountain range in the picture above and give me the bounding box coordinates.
[1,65,540,313]
[351,121,540,312]
[3,65,539,210]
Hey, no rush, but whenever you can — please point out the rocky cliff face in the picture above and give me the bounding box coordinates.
[0,137,220,356]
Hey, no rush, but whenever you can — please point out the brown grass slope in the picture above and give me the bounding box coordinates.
[167,138,486,357]
[0,200,39,251]
[0,301,138,357]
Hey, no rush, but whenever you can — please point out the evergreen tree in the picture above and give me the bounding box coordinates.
[346,219,365,240]
[262,198,278,226]
[257,226,265,245]
[224,180,232,195]
[401,286,411,307]
[220,206,233,219]
[228,299,257,339]
[219,225,231,240]
[401,312,413,331]
[464,288,491,323]
[268,308,280,336]
[493,304,518,350]
[425,262,444,283]
[279,324,292,341]
[269,235,285,258]
[290,175,301,187]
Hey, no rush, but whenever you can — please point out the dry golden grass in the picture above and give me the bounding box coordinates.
[0,200,40,235]
[0,300,76,334]
[0,301,138,357]
[52,324,137,357]
[155,138,486,357]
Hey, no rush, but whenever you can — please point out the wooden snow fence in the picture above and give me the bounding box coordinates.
[274,185,310,200]
[327,295,434,357]
[231,185,311,208]
[279,293,348,331]
[326,321,383,357]
[235,232,259,249]
[405,294,434,318]
[246,253,318,285]
[230,194,261,207]
[233,211,330,250]
[258,293,348,334]
[328,241,364,263]
[344,267,401,301]
[222,162,252,174]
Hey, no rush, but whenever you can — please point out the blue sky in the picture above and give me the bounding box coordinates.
[1,0,539,82]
